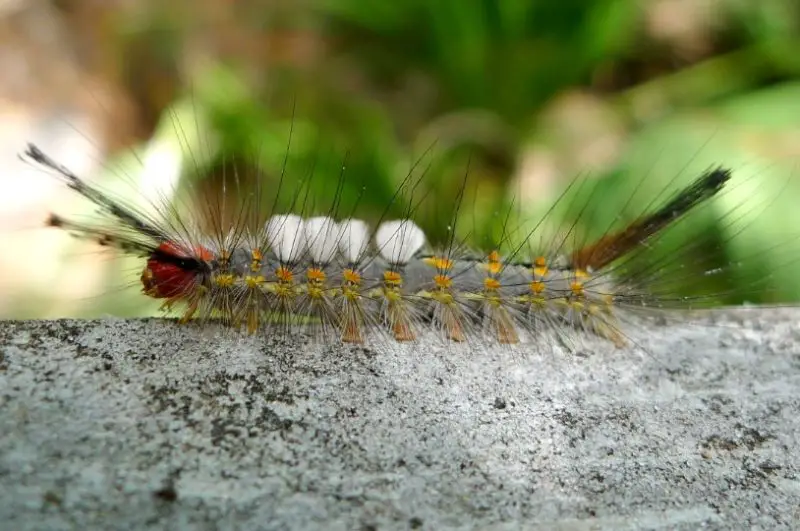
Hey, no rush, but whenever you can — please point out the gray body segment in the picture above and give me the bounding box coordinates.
[186,247,621,342]
[215,248,615,302]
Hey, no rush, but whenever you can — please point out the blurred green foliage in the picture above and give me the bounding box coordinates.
[23,0,800,316]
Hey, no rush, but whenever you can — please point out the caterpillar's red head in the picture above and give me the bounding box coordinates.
[141,242,213,299]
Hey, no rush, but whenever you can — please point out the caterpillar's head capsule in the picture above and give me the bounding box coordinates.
[141,242,212,299]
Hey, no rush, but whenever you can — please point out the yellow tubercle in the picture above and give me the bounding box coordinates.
[484,277,501,291]
[306,268,327,283]
[342,285,361,301]
[482,250,502,274]
[423,256,454,271]
[430,290,455,305]
[530,280,545,295]
[306,284,325,300]
[214,273,236,288]
[383,287,403,303]
[244,275,265,289]
[343,269,362,285]
[570,281,585,297]
[433,274,453,289]
[250,248,263,273]
[276,266,294,283]
[383,270,403,286]
[532,256,548,278]
[485,262,502,275]
[568,269,589,297]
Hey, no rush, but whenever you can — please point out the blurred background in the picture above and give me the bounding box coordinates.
[2,0,800,319]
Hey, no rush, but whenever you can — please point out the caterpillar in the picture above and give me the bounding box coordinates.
[20,138,755,351]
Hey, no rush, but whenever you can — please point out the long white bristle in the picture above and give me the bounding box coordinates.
[375,219,426,265]
[303,216,339,265]
[337,219,371,263]
[266,214,307,263]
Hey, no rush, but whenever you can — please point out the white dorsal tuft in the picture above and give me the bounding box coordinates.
[265,214,307,263]
[303,216,339,265]
[375,219,426,265]
[337,219,371,264]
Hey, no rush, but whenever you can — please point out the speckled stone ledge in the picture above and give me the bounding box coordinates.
[1,312,799,530]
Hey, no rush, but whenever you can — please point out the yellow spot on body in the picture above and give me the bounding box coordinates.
[383,287,403,302]
[484,277,501,291]
[245,275,265,289]
[482,250,502,274]
[383,270,403,286]
[423,256,454,271]
[570,281,584,297]
[433,274,452,289]
[569,269,588,297]
[306,285,325,299]
[276,266,293,283]
[342,285,360,301]
[533,256,548,277]
[529,296,546,309]
[214,274,235,288]
[484,262,502,275]
[343,269,362,284]
[485,294,503,307]
[306,268,326,283]
[431,290,455,305]
[274,283,296,299]
[530,280,545,295]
